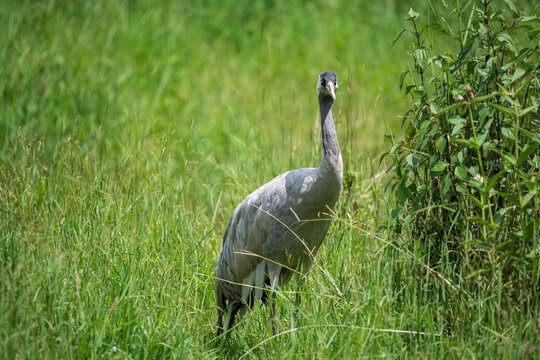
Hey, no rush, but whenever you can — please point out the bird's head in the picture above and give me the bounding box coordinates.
[317,71,338,100]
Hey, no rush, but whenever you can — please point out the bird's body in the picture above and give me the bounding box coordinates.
[215,71,342,335]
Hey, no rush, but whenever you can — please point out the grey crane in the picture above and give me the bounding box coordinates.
[215,71,342,336]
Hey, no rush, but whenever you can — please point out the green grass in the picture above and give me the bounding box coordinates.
[1,0,538,358]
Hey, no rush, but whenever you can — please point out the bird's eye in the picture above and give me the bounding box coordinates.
[321,79,326,85]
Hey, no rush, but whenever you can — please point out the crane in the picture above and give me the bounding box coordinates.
[215,71,342,336]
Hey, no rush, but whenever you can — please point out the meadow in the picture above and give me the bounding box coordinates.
[1,0,538,358]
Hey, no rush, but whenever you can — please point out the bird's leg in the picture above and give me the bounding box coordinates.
[227,304,241,332]
[216,292,226,336]
[295,290,302,306]
[217,302,242,339]
[216,308,224,336]
[218,303,233,338]
[266,264,282,335]
[270,291,277,335]
[294,272,303,318]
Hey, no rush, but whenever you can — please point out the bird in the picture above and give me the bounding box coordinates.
[215,71,342,336]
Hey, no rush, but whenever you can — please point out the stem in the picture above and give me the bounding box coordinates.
[513,97,525,230]
[412,19,425,86]
[467,102,494,237]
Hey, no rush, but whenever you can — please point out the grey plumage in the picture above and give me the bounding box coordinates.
[215,71,342,335]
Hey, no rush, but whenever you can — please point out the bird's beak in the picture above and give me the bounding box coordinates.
[325,81,336,100]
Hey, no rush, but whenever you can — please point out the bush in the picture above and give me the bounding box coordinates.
[385,0,538,307]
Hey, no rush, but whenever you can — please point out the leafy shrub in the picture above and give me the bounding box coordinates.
[385,0,538,305]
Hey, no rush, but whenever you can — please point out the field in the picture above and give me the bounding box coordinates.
[1,0,538,358]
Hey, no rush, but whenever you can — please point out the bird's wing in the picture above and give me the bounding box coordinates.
[217,168,320,304]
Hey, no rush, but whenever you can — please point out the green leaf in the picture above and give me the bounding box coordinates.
[496,240,513,251]
[520,172,538,189]
[468,216,491,227]
[511,68,526,84]
[436,136,446,155]
[431,160,448,173]
[497,33,518,54]
[476,118,493,147]
[429,102,439,114]
[486,171,507,192]
[451,45,473,72]
[528,28,540,40]
[468,178,484,190]
[399,70,409,91]
[502,0,518,14]
[468,166,479,177]
[455,165,468,179]
[531,154,540,169]
[519,105,538,118]
[471,92,498,104]
[429,21,449,36]
[517,143,540,166]
[405,85,416,95]
[520,16,540,24]
[404,214,412,227]
[451,123,465,136]
[389,143,401,155]
[397,183,412,202]
[526,246,540,259]
[478,105,490,123]
[515,125,540,144]
[405,124,416,138]
[524,222,535,242]
[521,190,537,208]
[390,208,403,220]
[407,8,419,20]
[451,138,479,149]
[414,49,429,68]
[496,192,520,207]
[392,29,408,48]
[424,77,435,95]
[406,154,420,169]
[467,265,493,278]
[439,102,466,114]
[501,127,515,140]
[441,174,452,197]
[488,146,517,165]
[516,48,534,63]
[493,206,513,225]
[418,120,430,138]
[488,102,516,118]
[447,116,466,126]
[467,194,483,209]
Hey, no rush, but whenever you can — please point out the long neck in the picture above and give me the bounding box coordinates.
[318,94,343,184]
[319,94,341,160]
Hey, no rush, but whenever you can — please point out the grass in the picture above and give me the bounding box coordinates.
[1,0,538,358]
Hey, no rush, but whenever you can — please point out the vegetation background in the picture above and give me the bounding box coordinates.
[0,0,537,358]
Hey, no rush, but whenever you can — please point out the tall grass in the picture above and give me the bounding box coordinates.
[1,0,537,358]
